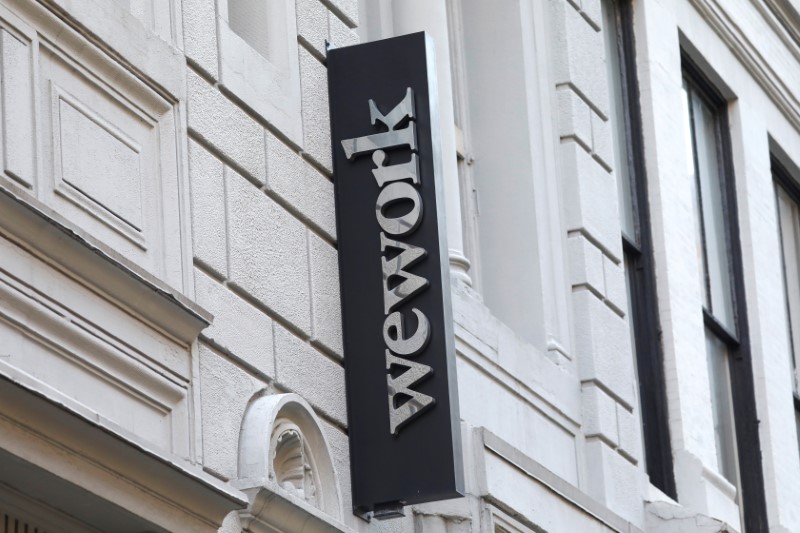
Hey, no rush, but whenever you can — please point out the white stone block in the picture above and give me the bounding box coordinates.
[557,86,592,149]
[572,289,635,407]
[195,268,275,378]
[308,232,343,357]
[187,69,267,185]
[227,169,311,334]
[1,29,34,187]
[580,0,602,31]
[183,0,218,80]
[265,131,336,240]
[299,47,332,172]
[452,285,500,356]
[560,141,623,260]
[567,234,605,295]
[328,10,359,49]
[551,0,609,118]
[591,110,614,171]
[274,324,347,426]
[603,254,627,315]
[584,439,645,526]
[320,420,355,528]
[616,402,641,463]
[326,0,358,28]
[297,0,329,58]
[189,139,227,277]
[199,343,267,480]
[582,382,619,446]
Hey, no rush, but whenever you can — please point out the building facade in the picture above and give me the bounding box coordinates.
[0,0,799,531]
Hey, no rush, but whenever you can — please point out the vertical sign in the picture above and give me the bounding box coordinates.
[327,32,463,517]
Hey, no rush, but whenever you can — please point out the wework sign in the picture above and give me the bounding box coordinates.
[327,32,463,516]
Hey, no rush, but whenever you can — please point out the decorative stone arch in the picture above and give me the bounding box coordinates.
[234,392,347,532]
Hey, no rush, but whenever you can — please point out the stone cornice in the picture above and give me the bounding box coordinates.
[688,0,800,132]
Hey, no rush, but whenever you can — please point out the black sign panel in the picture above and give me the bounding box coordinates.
[327,32,463,515]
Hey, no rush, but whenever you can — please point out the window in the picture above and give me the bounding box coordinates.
[681,57,768,531]
[216,0,303,146]
[603,0,675,497]
[682,75,739,486]
[773,159,800,462]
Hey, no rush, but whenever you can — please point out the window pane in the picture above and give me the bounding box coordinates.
[694,94,735,331]
[229,0,270,59]
[603,0,636,243]
[777,185,800,394]
[684,84,736,332]
[706,328,739,485]
[682,83,711,310]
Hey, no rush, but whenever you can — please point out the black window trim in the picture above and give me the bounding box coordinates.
[609,0,676,498]
[682,51,769,533]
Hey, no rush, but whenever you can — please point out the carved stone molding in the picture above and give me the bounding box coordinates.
[235,393,348,533]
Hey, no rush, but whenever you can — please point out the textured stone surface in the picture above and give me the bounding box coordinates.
[560,141,623,260]
[551,0,609,118]
[299,47,332,172]
[325,0,358,27]
[182,0,218,79]
[199,343,266,480]
[265,131,336,240]
[558,86,593,149]
[584,439,644,525]
[568,234,605,296]
[274,324,346,426]
[582,383,619,446]
[187,69,267,185]
[580,0,602,31]
[195,268,275,378]
[572,289,635,407]
[328,10,359,49]
[603,254,627,315]
[189,139,227,277]
[297,0,329,57]
[591,110,614,171]
[227,169,311,334]
[308,231,343,357]
[616,402,641,463]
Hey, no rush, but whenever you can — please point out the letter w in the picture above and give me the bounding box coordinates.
[386,351,434,435]
[381,233,429,314]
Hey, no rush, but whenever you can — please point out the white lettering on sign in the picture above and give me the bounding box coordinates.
[340,88,435,435]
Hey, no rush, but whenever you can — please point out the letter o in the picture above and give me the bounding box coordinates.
[376,182,423,236]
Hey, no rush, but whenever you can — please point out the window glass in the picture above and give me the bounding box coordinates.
[693,92,735,331]
[603,0,636,243]
[229,0,271,59]
[682,82,709,310]
[774,177,800,463]
[776,185,800,394]
[683,82,735,332]
[705,329,738,485]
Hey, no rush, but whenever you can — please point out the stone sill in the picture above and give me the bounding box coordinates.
[0,182,212,344]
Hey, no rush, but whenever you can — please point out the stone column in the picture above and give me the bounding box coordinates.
[391,0,472,286]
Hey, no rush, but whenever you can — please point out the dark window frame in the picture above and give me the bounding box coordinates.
[682,52,769,533]
[607,0,676,498]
